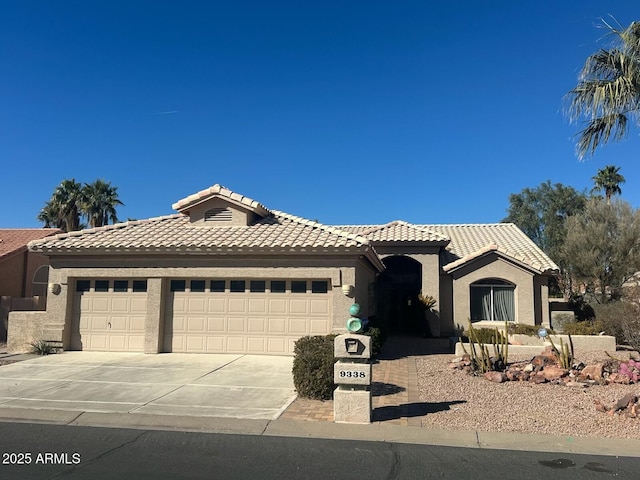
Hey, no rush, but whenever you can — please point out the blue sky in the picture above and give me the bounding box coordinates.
[2,1,640,228]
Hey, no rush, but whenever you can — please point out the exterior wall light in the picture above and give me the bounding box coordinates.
[342,284,354,297]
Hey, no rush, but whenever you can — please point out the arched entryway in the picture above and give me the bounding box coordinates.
[376,255,425,334]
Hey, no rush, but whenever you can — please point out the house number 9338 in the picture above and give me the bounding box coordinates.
[339,371,367,378]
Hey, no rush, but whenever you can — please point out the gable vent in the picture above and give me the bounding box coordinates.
[205,208,232,222]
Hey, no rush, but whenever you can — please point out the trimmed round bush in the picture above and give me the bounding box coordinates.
[292,335,337,400]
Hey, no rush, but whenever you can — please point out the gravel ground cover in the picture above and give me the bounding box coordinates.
[417,351,640,439]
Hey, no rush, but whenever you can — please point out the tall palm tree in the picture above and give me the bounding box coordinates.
[36,202,65,229]
[565,19,640,159]
[49,179,84,232]
[591,165,626,204]
[82,179,124,228]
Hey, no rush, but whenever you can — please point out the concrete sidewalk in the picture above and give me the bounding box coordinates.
[0,339,638,458]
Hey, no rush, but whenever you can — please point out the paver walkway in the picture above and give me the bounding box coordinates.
[281,336,452,426]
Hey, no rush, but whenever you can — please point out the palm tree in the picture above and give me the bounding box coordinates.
[565,19,640,159]
[82,179,124,228]
[591,165,625,204]
[37,179,124,232]
[49,179,84,232]
[36,202,65,229]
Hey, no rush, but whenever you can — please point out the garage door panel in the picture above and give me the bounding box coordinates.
[111,298,129,313]
[92,297,110,312]
[310,299,329,314]
[128,336,145,351]
[247,337,266,353]
[88,335,108,350]
[109,316,129,331]
[289,318,308,335]
[248,298,266,313]
[248,317,266,333]
[310,319,330,335]
[206,336,224,351]
[73,289,147,352]
[226,337,246,352]
[207,317,225,332]
[228,298,247,313]
[267,337,287,354]
[268,318,286,334]
[207,298,226,312]
[227,317,246,332]
[166,281,331,355]
[131,298,147,312]
[268,299,287,314]
[289,300,307,314]
[188,297,206,312]
[186,336,205,352]
[130,316,146,331]
[187,316,206,331]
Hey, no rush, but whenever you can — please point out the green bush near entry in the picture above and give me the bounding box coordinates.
[363,327,384,358]
[292,335,337,400]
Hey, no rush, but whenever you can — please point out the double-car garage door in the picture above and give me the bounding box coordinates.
[72,278,331,355]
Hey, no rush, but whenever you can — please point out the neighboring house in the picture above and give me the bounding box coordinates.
[7,185,558,354]
[0,228,61,341]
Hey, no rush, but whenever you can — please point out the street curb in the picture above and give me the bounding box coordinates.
[0,408,637,458]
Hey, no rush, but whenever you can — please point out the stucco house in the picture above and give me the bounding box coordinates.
[0,228,61,341]
[7,185,558,354]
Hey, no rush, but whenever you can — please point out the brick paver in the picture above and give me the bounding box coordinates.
[280,336,451,426]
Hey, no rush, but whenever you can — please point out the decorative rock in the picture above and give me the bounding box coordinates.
[565,381,587,388]
[483,371,507,383]
[523,363,535,373]
[530,373,548,384]
[608,372,632,385]
[531,355,556,368]
[578,363,604,382]
[541,366,568,380]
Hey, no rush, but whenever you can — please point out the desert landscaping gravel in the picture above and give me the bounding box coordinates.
[417,352,640,439]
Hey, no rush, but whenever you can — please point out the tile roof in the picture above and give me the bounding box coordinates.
[337,223,558,273]
[353,221,449,243]
[28,213,374,254]
[0,229,61,261]
[422,223,558,272]
[172,184,270,216]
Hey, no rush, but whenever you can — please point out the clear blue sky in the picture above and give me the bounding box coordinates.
[2,1,640,228]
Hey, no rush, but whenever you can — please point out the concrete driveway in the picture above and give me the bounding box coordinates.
[0,352,296,420]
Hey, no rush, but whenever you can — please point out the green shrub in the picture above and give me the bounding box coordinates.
[592,301,640,349]
[464,327,506,344]
[562,320,604,336]
[30,340,57,355]
[292,335,337,400]
[507,324,555,336]
[567,293,595,321]
[363,326,384,358]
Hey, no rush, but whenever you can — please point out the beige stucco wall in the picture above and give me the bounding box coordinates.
[449,254,539,331]
[8,252,379,353]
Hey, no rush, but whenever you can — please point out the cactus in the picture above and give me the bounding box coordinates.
[548,334,574,369]
[461,320,508,374]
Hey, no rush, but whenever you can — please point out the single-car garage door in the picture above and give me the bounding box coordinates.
[164,279,331,355]
[71,279,147,351]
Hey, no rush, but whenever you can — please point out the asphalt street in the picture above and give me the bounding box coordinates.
[1,422,638,480]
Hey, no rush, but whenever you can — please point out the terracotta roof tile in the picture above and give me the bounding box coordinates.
[337,223,558,273]
[0,229,61,260]
[172,184,269,216]
[357,221,449,243]
[28,213,372,254]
